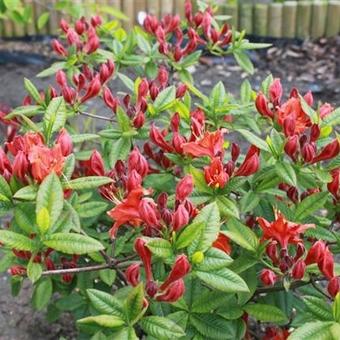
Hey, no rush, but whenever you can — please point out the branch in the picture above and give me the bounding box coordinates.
[79,111,115,122]
[42,263,113,276]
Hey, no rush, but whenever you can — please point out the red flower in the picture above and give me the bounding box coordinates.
[318,247,334,279]
[56,128,73,156]
[257,212,314,249]
[182,130,225,159]
[134,238,153,282]
[212,233,232,255]
[235,146,260,177]
[260,269,277,286]
[305,240,326,265]
[204,158,229,189]
[156,279,185,302]
[312,139,340,164]
[125,263,140,287]
[277,97,311,134]
[175,175,194,201]
[107,188,145,238]
[328,277,340,298]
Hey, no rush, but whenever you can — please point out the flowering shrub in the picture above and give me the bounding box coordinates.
[0,1,340,339]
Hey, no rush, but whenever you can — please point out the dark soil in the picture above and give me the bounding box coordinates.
[0,36,339,339]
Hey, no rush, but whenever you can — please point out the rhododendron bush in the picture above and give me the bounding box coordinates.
[1,1,340,339]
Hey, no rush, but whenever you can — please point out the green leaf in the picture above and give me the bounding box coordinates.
[70,133,99,143]
[233,51,254,74]
[37,12,50,30]
[13,185,37,200]
[0,176,12,199]
[216,196,239,218]
[36,207,50,234]
[5,105,40,120]
[99,269,116,286]
[36,173,63,228]
[153,86,176,111]
[192,202,220,253]
[237,129,269,152]
[24,78,41,103]
[32,278,52,310]
[223,217,259,252]
[294,192,329,221]
[0,230,36,251]
[196,248,233,271]
[210,81,225,109]
[196,268,249,293]
[288,321,336,340]
[63,176,113,190]
[109,137,131,167]
[240,79,252,103]
[125,283,144,325]
[113,327,138,340]
[244,303,288,323]
[275,161,297,187]
[44,97,66,138]
[140,316,185,339]
[36,62,66,78]
[304,296,333,321]
[117,73,134,92]
[27,260,42,283]
[145,238,173,258]
[175,221,204,249]
[191,291,233,313]
[77,315,125,328]
[333,293,340,323]
[43,233,104,255]
[87,289,125,318]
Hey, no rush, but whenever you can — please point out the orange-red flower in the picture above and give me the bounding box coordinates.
[257,212,314,249]
[204,158,229,188]
[182,129,225,159]
[277,97,311,134]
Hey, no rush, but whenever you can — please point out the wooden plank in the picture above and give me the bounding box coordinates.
[122,0,134,29]
[282,1,297,38]
[296,1,312,39]
[253,3,268,37]
[224,3,238,29]
[33,0,48,35]
[174,0,185,17]
[326,1,340,37]
[147,0,160,17]
[160,0,173,16]
[48,0,59,36]
[239,3,253,34]
[310,1,327,38]
[268,3,283,38]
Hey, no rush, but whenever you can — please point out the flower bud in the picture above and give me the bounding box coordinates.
[301,143,316,163]
[266,242,278,265]
[192,251,204,264]
[138,79,149,99]
[327,277,340,298]
[62,86,76,104]
[287,186,298,203]
[235,146,260,177]
[56,128,73,156]
[66,28,80,47]
[103,87,118,112]
[160,255,191,290]
[56,70,68,87]
[80,76,101,103]
[269,78,283,106]
[59,19,69,33]
[283,117,296,137]
[91,15,102,27]
[172,204,189,232]
[291,260,306,280]
[305,240,326,265]
[125,263,140,287]
[176,84,187,98]
[75,19,86,35]
[310,124,320,142]
[149,84,159,101]
[88,150,105,176]
[139,199,160,227]
[231,143,240,162]
[171,112,181,132]
[255,93,274,119]
[157,279,185,302]
[304,91,314,106]
[224,160,235,177]
[146,280,158,297]
[312,140,340,164]
[318,247,334,279]
[133,111,145,129]
[157,66,169,86]
[134,238,153,282]
[260,269,277,286]
[83,34,100,54]
[175,175,194,202]
[284,135,298,161]
[126,169,142,192]
[51,39,67,56]
[157,192,168,209]
[319,103,334,119]
[128,147,149,178]
[8,265,26,276]
[328,169,340,200]
[12,151,28,182]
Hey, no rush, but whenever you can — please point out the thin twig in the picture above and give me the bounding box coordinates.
[311,278,331,300]
[79,111,114,122]
[42,263,113,276]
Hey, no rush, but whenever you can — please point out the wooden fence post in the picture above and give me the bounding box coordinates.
[326,0,340,37]
[147,0,160,17]
[282,1,297,38]
[296,1,311,39]
[224,3,239,29]
[174,0,185,17]
[268,3,283,38]
[239,3,253,34]
[160,0,173,16]
[253,3,268,37]
[122,0,134,29]
[311,1,327,38]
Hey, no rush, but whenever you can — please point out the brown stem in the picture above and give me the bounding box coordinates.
[42,263,113,276]
[79,111,114,122]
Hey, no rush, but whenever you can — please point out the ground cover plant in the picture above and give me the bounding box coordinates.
[0,1,340,339]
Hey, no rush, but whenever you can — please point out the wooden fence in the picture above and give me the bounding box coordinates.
[0,1,339,39]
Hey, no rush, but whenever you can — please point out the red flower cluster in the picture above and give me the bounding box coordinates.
[126,238,190,303]
[1,129,71,183]
[52,16,101,57]
[143,0,232,62]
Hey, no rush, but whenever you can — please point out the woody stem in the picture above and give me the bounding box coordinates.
[41,263,115,276]
[78,110,115,122]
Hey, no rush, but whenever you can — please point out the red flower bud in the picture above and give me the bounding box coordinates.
[310,124,320,142]
[157,279,185,302]
[284,135,298,161]
[301,143,316,163]
[266,242,278,265]
[160,255,190,290]
[304,91,314,106]
[328,277,340,298]
[269,78,283,106]
[283,117,296,137]
[0,147,12,181]
[102,87,118,112]
[62,86,76,104]
[91,15,102,27]
[75,19,86,35]
[87,150,105,176]
[172,204,189,231]
[12,151,28,182]
[157,66,169,86]
[138,79,149,99]
[320,103,334,119]
[305,240,326,265]
[8,265,26,276]
[128,147,149,178]
[80,76,101,103]
[255,93,274,119]
[139,199,160,228]
[175,175,194,201]
[83,34,100,54]
[318,247,334,279]
[126,169,142,192]
[66,28,80,47]
[59,19,69,33]
[44,257,55,271]
[133,111,145,129]
[291,260,306,280]
[231,143,240,162]
[260,269,277,286]
[328,169,340,200]
[176,84,187,98]
[185,0,193,22]
[125,263,140,287]
[235,146,260,177]
[134,238,153,282]
[52,39,67,57]
[312,140,340,164]
[150,84,159,101]
[56,128,73,156]
[56,70,68,87]
[146,280,158,297]
[171,112,181,132]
